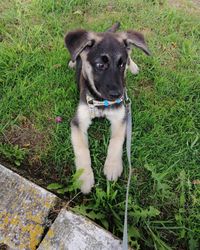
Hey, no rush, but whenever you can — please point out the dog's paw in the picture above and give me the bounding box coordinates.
[129,59,139,75]
[79,168,95,194]
[104,159,123,181]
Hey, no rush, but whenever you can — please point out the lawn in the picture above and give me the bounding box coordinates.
[0,0,199,249]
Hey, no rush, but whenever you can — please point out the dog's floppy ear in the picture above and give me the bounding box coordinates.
[64,29,94,61]
[122,30,151,55]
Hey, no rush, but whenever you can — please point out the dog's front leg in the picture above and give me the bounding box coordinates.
[71,103,94,194]
[104,106,126,181]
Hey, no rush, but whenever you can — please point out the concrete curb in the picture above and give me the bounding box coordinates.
[38,209,122,250]
[0,164,122,250]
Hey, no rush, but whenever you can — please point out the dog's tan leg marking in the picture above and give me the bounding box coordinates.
[104,107,126,181]
[71,104,94,193]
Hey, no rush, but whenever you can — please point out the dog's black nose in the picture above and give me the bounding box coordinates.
[108,90,121,99]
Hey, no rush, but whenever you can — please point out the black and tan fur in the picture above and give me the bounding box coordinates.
[64,24,150,193]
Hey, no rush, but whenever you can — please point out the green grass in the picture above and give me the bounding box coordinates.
[0,0,200,249]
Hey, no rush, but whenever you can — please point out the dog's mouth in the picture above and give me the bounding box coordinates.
[106,95,123,102]
[95,85,124,102]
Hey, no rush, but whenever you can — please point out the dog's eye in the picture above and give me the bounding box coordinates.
[119,63,125,68]
[95,63,106,70]
[118,58,125,69]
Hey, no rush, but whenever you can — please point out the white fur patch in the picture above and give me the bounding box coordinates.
[71,104,94,193]
[104,157,123,181]
[68,60,76,69]
[87,104,126,121]
[77,103,92,131]
[103,106,126,181]
[78,168,95,194]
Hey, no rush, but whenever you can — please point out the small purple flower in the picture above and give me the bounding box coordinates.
[55,116,62,123]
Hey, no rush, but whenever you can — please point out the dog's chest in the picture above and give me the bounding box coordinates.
[88,106,105,119]
[86,103,126,122]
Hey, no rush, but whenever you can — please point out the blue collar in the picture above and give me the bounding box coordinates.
[86,93,124,108]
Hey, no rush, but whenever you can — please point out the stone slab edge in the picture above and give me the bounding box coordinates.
[38,208,122,250]
[0,164,59,249]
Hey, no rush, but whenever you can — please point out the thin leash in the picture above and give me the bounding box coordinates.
[122,89,132,250]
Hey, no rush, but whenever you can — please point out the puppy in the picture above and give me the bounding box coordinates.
[65,26,150,193]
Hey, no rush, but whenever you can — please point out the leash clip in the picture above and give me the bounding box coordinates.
[124,89,131,103]
[124,89,132,114]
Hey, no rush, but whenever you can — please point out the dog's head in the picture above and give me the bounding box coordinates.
[65,28,150,101]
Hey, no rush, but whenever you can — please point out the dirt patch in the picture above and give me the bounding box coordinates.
[2,116,48,166]
[0,157,64,195]
[4,116,44,146]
